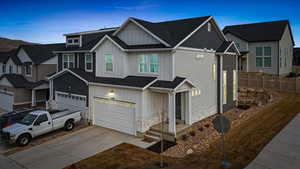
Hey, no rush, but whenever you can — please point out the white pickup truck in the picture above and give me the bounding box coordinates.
[2,109,81,146]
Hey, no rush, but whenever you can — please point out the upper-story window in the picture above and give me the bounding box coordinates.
[67,37,80,45]
[138,54,159,73]
[25,64,32,76]
[63,54,75,69]
[2,64,6,73]
[85,53,93,72]
[9,65,13,73]
[104,54,113,72]
[208,22,211,32]
[256,47,271,68]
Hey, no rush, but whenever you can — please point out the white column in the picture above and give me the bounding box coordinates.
[31,89,36,107]
[220,55,223,114]
[168,92,176,134]
[49,80,53,101]
[246,54,249,72]
[185,91,192,125]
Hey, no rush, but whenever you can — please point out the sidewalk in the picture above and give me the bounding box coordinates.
[245,113,300,169]
[0,155,26,169]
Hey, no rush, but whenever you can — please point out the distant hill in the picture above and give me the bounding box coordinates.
[0,37,36,52]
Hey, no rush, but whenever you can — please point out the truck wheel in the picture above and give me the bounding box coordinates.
[65,120,75,131]
[16,134,31,146]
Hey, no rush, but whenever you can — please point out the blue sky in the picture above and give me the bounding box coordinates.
[0,0,299,46]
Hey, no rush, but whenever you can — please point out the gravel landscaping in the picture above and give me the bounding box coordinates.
[163,89,280,158]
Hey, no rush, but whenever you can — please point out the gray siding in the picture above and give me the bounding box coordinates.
[117,22,160,45]
[181,21,224,50]
[222,54,237,112]
[53,72,88,105]
[279,25,294,75]
[174,49,218,123]
[225,33,249,52]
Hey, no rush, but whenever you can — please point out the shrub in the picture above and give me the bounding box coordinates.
[181,134,188,141]
[198,127,203,131]
[189,131,196,136]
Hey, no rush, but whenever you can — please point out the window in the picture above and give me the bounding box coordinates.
[85,53,93,72]
[233,70,238,101]
[191,89,201,96]
[9,65,13,73]
[104,54,113,72]
[25,64,32,76]
[67,37,80,45]
[35,114,48,125]
[212,64,216,81]
[63,54,75,69]
[208,22,211,32]
[139,55,147,72]
[138,54,159,73]
[2,64,6,73]
[256,47,271,68]
[223,71,227,104]
[150,54,159,73]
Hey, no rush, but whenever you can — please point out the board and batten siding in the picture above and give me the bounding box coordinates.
[127,51,173,81]
[279,25,294,75]
[181,21,224,50]
[117,22,160,45]
[174,49,218,123]
[248,41,279,75]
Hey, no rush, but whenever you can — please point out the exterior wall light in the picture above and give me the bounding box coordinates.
[107,89,116,99]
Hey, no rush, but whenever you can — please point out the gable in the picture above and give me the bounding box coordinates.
[225,33,249,51]
[0,77,13,87]
[117,22,161,45]
[180,20,225,50]
[280,25,294,46]
[176,81,193,91]
[17,48,32,63]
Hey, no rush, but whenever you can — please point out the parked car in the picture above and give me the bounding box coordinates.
[0,108,35,131]
[2,109,81,146]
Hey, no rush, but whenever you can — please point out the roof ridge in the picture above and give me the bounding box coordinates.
[155,16,211,24]
[224,20,289,28]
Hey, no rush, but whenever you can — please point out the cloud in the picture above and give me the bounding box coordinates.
[114,4,159,10]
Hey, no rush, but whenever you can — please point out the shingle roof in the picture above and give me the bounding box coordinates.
[131,16,211,47]
[58,30,116,52]
[21,43,66,64]
[0,49,21,64]
[223,20,295,45]
[66,68,157,88]
[0,74,47,89]
[151,77,186,89]
[109,36,169,49]
[217,41,233,52]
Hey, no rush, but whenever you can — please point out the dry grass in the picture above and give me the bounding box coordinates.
[63,92,300,169]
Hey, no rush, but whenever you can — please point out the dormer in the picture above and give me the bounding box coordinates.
[66,35,81,47]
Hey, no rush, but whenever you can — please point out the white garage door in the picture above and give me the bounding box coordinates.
[55,92,87,111]
[93,97,136,135]
[0,90,13,112]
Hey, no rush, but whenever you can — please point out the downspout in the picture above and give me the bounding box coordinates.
[217,54,223,114]
[278,42,280,75]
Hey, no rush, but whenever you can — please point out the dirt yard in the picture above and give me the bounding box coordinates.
[63,92,300,169]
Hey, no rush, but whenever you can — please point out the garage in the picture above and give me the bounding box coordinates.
[0,90,13,112]
[55,91,87,111]
[93,97,136,135]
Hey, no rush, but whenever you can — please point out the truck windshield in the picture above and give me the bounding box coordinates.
[19,114,37,126]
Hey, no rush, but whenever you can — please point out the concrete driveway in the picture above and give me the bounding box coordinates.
[3,126,153,169]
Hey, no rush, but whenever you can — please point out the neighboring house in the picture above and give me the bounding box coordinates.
[293,48,300,66]
[223,20,295,75]
[49,16,239,138]
[0,43,65,111]
[0,49,22,76]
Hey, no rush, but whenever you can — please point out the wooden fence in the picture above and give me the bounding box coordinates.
[239,72,300,93]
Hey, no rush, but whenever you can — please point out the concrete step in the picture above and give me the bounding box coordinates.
[144,134,160,142]
[146,129,176,142]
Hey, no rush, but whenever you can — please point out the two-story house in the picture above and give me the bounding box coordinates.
[0,43,65,111]
[223,20,295,75]
[49,16,239,139]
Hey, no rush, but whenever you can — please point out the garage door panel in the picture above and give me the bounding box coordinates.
[93,98,136,135]
[55,92,86,111]
[0,91,13,112]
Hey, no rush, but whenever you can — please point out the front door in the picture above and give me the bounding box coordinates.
[175,93,182,120]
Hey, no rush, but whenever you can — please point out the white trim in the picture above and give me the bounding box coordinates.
[47,69,89,84]
[90,35,125,52]
[55,91,87,98]
[85,53,93,72]
[173,79,196,91]
[142,79,158,90]
[177,46,216,53]
[126,48,173,52]
[63,28,118,36]
[224,41,241,55]
[53,50,90,54]
[113,18,171,47]
[89,82,143,91]
[62,53,75,69]
[211,16,228,42]
[174,16,213,49]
